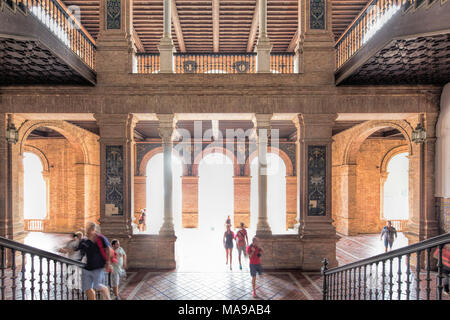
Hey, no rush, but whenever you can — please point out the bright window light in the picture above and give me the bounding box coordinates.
[250,153,287,234]
[362,5,401,45]
[383,152,409,220]
[30,6,71,48]
[198,153,234,231]
[145,153,182,234]
[23,152,47,220]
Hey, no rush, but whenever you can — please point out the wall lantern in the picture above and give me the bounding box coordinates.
[411,123,426,144]
[6,123,19,144]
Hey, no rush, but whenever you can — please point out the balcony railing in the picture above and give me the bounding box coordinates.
[24,219,45,232]
[5,0,96,70]
[136,53,296,74]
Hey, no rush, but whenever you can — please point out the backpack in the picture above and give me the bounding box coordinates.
[96,235,118,272]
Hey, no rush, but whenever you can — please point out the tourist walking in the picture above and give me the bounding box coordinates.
[247,236,263,298]
[76,222,112,300]
[110,239,127,300]
[235,222,248,270]
[380,220,398,252]
[138,209,147,232]
[223,224,235,270]
[58,231,84,261]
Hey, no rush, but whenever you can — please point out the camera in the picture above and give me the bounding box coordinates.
[257,253,261,257]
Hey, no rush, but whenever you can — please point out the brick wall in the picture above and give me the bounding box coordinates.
[439,197,450,233]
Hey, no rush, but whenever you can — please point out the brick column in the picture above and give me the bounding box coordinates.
[286,176,297,229]
[295,113,338,269]
[182,176,198,228]
[300,0,335,84]
[133,175,146,225]
[96,0,137,78]
[0,114,9,238]
[95,114,137,240]
[234,176,251,228]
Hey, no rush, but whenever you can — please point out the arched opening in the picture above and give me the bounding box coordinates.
[250,153,287,234]
[23,152,47,221]
[198,153,234,231]
[145,153,182,234]
[383,152,409,220]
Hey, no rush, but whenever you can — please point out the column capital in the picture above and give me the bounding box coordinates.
[94,113,137,142]
[293,113,337,142]
[157,114,176,142]
[252,114,272,129]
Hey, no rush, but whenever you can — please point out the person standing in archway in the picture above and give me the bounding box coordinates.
[223,224,235,270]
[138,209,146,232]
[235,222,248,270]
[247,236,263,298]
[380,220,397,252]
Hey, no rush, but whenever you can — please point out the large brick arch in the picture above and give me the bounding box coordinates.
[342,120,414,165]
[23,145,50,173]
[138,146,189,176]
[243,146,294,176]
[191,146,240,176]
[18,120,99,165]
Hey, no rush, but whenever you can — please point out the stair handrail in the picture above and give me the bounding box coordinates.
[0,235,84,267]
[323,232,450,275]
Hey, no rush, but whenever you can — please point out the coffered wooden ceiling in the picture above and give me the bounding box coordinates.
[62,0,369,53]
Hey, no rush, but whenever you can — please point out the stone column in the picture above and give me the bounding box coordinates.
[255,0,272,73]
[234,176,251,229]
[96,0,136,78]
[158,114,176,236]
[300,0,335,84]
[95,114,137,241]
[294,113,338,269]
[181,176,198,228]
[159,0,175,73]
[253,114,272,236]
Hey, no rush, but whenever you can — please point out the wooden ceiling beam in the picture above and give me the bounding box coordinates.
[246,0,259,52]
[171,0,186,52]
[212,0,220,52]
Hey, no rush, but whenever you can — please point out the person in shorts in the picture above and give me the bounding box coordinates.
[235,222,248,270]
[380,220,397,252]
[223,224,235,270]
[247,236,263,298]
[76,222,112,300]
[110,239,127,300]
[138,209,146,232]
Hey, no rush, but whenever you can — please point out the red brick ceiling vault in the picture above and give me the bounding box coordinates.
[62,0,370,53]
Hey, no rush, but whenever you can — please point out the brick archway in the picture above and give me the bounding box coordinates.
[23,145,50,173]
[343,120,413,166]
[191,146,240,177]
[380,145,410,174]
[138,146,188,177]
[244,146,294,176]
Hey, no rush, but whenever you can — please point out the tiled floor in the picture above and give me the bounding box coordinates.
[0,231,446,300]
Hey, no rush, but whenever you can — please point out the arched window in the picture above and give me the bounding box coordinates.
[145,153,182,233]
[250,153,287,234]
[198,153,234,231]
[23,152,47,220]
[383,152,409,220]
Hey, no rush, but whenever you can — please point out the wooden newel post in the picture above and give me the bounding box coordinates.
[321,258,329,300]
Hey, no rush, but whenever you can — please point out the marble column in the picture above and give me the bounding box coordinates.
[95,113,137,240]
[254,114,272,236]
[255,0,272,73]
[158,114,176,236]
[294,113,338,269]
[159,0,175,73]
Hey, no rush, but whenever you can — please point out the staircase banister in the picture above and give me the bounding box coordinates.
[324,233,450,275]
[0,236,85,267]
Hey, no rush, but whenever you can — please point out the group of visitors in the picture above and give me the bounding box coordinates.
[58,222,127,300]
[223,216,263,298]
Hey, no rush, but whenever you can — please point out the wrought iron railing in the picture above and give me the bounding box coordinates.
[335,0,444,70]
[3,0,96,70]
[0,236,110,300]
[321,233,450,300]
[136,52,296,74]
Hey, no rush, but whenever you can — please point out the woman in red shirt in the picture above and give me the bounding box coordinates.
[247,236,263,298]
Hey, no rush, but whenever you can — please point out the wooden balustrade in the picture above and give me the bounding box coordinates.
[6,0,96,70]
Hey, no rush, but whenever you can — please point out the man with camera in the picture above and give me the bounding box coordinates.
[247,236,263,298]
